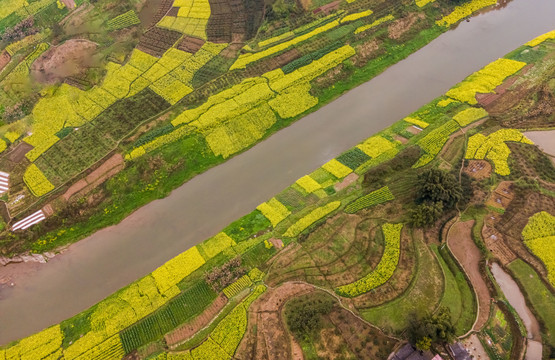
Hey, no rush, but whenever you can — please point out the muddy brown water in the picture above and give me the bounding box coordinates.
[524,130,555,157]
[490,263,542,360]
[1,0,555,345]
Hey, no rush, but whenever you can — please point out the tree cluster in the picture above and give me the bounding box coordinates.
[285,295,334,339]
[0,18,39,44]
[410,169,463,227]
[204,257,247,292]
[407,307,455,351]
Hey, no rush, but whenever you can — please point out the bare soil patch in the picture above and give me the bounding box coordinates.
[485,181,514,210]
[464,160,492,180]
[447,220,491,330]
[236,282,314,359]
[334,172,358,192]
[352,39,380,67]
[393,134,408,144]
[406,125,422,135]
[165,294,228,346]
[482,213,516,265]
[61,153,124,202]
[31,39,100,84]
[388,13,424,40]
[0,51,10,72]
[8,142,33,163]
[60,0,76,9]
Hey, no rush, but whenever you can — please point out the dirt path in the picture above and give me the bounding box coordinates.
[447,220,490,331]
[164,294,228,346]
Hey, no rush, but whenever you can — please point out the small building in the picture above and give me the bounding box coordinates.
[391,343,443,360]
[448,342,471,360]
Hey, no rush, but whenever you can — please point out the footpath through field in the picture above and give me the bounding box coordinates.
[1,0,555,344]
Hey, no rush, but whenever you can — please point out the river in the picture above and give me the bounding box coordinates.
[1,0,555,344]
[490,263,543,360]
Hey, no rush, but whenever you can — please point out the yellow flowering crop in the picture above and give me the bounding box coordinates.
[322,159,352,179]
[151,246,206,294]
[446,58,526,104]
[3,325,62,360]
[222,275,252,298]
[127,49,159,72]
[436,0,497,27]
[452,107,488,126]
[403,117,429,129]
[525,29,555,47]
[0,139,6,154]
[268,81,318,118]
[296,175,322,193]
[465,129,533,175]
[198,232,236,260]
[68,334,125,360]
[522,212,555,286]
[258,31,294,48]
[6,131,21,142]
[354,14,394,34]
[201,103,277,158]
[357,135,397,158]
[230,20,340,70]
[341,10,373,24]
[23,164,55,197]
[284,201,341,237]
[415,0,435,7]
[257,197,291,227]
[336,223,402,297]
[0,0,27,21]
[437,98,458,107]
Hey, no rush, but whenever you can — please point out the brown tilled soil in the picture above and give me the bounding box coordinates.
[334,172,359,192]
[447,220,490,331]
[485,181,514,210]
[31,39,99,84]
[406,125,422,135]
[393,134,408,144]
[482,213,516,265]
[61,153,124,201]
[236,282,314,359]
[60,0,76,9]
[8,142,33,163]
[388,13,425,40]
[353,39,379,67]
[464,160,492,180]
[165,294,228,346]
[0,51,10,72]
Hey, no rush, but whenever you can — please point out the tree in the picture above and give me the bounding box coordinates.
[410,169,463,227]
[407,307,456,347]
[416,337,432,351]
[410,202,443,227]
[415,169,462,209]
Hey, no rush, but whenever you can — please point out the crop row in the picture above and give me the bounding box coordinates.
[465,129,533,175]
[335,223,403,297]
[522,211,555,286]
[344,186,394,214]
[436,0,497,27]
[256,197,291,227]
[414,119,460,167]
[106,10,140,31]
[446,58,526,104]
[222,275,253,298]
[284,201,341,237]
[127,45,355,161]
[23,163,55,197]
[120,281,217,353]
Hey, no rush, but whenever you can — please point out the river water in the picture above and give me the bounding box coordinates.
[490,263,542,360]
[1,0,555,344]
